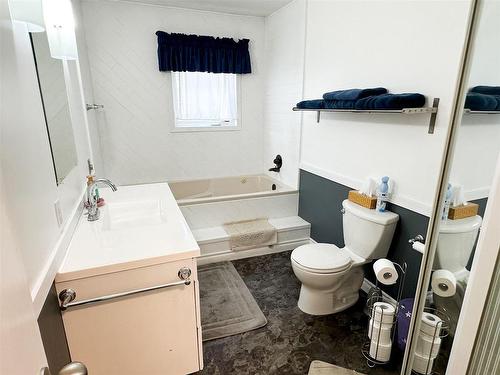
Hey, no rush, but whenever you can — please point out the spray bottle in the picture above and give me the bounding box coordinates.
[376,176,390,212]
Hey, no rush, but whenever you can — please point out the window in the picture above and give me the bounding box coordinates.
[171,71,239,131]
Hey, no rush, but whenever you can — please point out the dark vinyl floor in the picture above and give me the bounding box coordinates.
[197,251,402,375]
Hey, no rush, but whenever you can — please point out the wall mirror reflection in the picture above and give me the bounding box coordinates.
[30,32,78,184]
[408,0,500,374]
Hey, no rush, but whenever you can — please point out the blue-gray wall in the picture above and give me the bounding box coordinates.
[298,169,428,299]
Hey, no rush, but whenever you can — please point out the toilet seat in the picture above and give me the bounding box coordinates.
[291,243,351,274]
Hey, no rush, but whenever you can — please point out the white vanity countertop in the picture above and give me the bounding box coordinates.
[56,183,200,282]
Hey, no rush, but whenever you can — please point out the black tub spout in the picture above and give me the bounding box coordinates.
[269,155,282,173]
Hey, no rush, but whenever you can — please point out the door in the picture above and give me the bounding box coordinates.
[1,2,49,374]
[0,187,48,374]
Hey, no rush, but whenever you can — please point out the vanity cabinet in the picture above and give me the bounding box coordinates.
[55,258,203,375]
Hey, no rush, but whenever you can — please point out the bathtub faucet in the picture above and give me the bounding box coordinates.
[269,155,282,173]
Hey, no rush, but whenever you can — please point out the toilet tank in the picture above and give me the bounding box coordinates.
[342,200,399,260]
[435,215,482,273]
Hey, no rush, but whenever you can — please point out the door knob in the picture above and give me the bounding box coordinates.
[40,362,88,375]
[59,362,88,375]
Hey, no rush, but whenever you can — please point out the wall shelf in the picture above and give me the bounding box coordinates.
[293,98,440,134]
[464,109,500,114]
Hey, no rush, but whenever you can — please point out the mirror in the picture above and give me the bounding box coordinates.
[30,32,78,184]
[409,1,500,374]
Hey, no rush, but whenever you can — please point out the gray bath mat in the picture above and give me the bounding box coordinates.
[308,361,366,375]
[198,262,267,341]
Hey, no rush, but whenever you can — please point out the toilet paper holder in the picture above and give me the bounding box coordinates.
[409,234,426,254]
[362,261,408,368]
[410,307,451,375]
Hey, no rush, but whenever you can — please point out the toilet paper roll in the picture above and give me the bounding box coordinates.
[412,352,435,374]
[431,269,457,297]
[369,338,392,362]
[373,259,399,285]
[421,312,443,337]
[372,302,396,324]
[368,318,392,344]
[416,333,441,358]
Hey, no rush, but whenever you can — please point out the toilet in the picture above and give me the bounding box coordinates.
[433,215,482,335]
[291,199,399,315]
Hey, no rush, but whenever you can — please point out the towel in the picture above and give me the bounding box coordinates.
[296,99,325,109]
[396,298,414,351]
[324,100,357,109]
[464,93,498,111]
[469,86,500,96]
[224,218,277,251]
[323,87,388,101]
[354,93,426,110]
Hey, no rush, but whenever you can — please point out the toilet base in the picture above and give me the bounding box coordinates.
[296,267,364,315]
[298,285,359,315]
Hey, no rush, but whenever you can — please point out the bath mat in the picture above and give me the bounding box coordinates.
[198,262,267,341]
[308,361,366,375]
[223,218,277,250]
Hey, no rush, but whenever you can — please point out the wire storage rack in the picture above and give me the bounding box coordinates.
[361,262,407,368]
[410,307,451,375]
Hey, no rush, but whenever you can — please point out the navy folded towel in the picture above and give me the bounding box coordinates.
[323,87,388,101]
[324,100,357,109]
[469,86,500,96]
[296,99,325,109]
[464,93,498,111]
[354,93,426,110]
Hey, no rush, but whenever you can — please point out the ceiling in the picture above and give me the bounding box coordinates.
[120,0,294,16]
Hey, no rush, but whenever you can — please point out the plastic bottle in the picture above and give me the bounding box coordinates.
[376,176,390,212]
[441,183,453,221]
[86,174,104,206]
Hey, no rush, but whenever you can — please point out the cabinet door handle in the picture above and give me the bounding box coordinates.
[59,268,192,310]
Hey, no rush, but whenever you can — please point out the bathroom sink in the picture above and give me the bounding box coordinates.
[57,183,200,281]
[101,200,168,231]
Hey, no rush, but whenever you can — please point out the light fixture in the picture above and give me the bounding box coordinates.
[8,0,45,32]
[42,0,78,60]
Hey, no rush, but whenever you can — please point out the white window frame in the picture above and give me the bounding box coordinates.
[170,72,242,133]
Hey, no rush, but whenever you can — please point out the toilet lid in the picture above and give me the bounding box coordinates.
[291,243,351,273]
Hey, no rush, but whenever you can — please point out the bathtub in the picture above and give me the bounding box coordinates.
[169,174,295,206]
[168,175,310,264]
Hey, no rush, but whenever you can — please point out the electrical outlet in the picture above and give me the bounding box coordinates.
[54,200,63,228]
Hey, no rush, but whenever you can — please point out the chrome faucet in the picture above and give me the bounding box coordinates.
[86,178,117,221]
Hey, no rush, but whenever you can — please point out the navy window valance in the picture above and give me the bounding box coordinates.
[155,31,251,74]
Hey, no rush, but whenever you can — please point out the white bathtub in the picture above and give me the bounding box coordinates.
[169,174,295,206]
[168,175,309,264]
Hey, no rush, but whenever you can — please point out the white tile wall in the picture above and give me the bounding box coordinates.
[81,0,266,185]
[263,0,306,189]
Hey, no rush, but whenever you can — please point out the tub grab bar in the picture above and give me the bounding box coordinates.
[59,267,192,310]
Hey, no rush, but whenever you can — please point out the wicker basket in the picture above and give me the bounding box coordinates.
[448,203,479,220]
[348,190,377,209]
